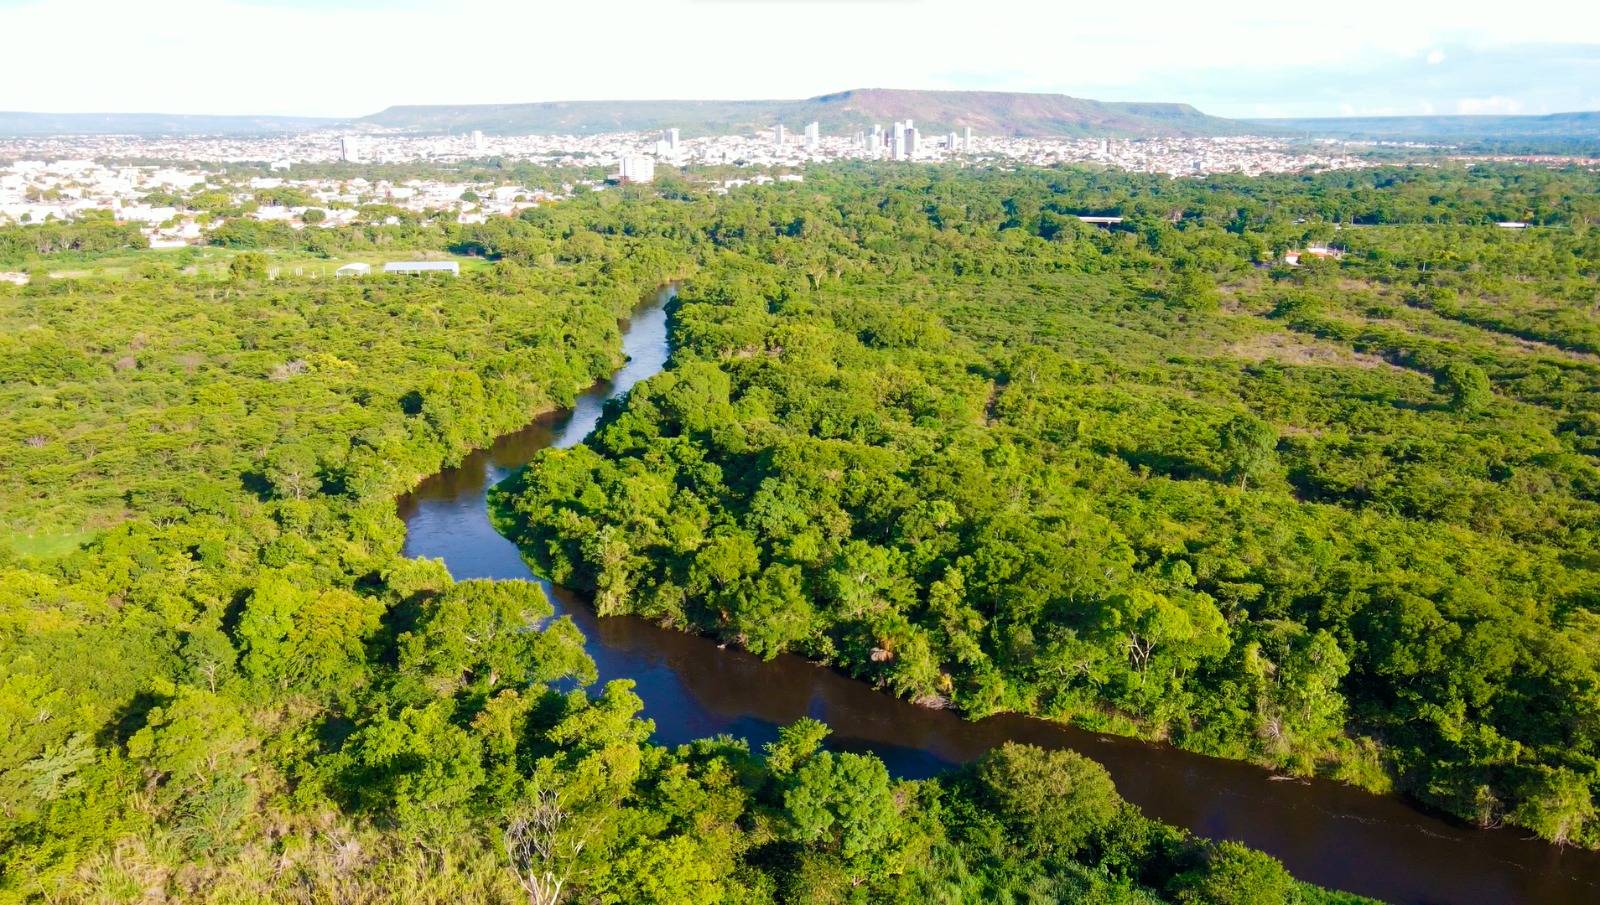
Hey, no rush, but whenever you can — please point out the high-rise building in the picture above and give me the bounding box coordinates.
[470,130,485,153]
[869,124,884,156]
[964,126,973,148]
[891,121,906,160]
[804,121,820,151]
[947,131,958,151]
[339,136,365,163]
[665,128,680,152]
[774,124,786,150]
[905,125,919,157]
[618,155,655,183]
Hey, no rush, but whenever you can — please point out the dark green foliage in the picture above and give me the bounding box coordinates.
[0,218,145,266]
[5,159,1592,901]
[504,163,1600,851]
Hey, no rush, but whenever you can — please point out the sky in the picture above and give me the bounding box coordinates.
[1,0,1598,119]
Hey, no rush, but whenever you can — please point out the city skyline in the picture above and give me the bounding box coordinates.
[1,0,1597,120]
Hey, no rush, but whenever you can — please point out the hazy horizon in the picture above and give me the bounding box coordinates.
[1,0,1596,120]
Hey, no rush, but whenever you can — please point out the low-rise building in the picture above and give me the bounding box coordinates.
[383,261,458,276]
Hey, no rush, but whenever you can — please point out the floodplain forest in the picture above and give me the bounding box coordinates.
[2,161,1598,903]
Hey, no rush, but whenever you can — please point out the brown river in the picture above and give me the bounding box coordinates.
[397,285,1600,904]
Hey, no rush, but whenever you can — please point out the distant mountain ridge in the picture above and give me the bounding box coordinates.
[358,88,1244,138]
[1250,111,1600,145]
[4,93,1598,150]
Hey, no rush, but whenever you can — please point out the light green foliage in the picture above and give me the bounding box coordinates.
[1171,841,1300,905]
[0,161,1574,900]
[0,203,698,896]
[349,699,490,826]
[507,163,1600,850]
[763,717,831,776]
[974,743,1121,858]
[228,251,268,280]
[1509,765,1599,846]
[1217,413,1277,490]
[126,684,254,790]
[237,573,383,692]
[785,752,895,853]
[398,579,596,694]
[1436,361,1493,413]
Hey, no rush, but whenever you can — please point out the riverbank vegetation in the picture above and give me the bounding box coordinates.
[0,186,1367,902]
[501,163,1600,848]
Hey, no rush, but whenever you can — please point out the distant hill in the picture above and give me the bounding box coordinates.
[13,96,1595,151]
[0,112,340,137]
[359,88,1243,138]
[1250,111,1600,150]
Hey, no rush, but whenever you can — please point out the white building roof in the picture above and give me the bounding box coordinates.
[382,261,459,274]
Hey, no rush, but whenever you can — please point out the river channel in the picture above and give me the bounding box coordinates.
[396,284,1600,905]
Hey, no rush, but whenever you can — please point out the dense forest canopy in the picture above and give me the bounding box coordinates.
[2,159,1597,902]
[0,171,1392,904]
[498,164,1600,847]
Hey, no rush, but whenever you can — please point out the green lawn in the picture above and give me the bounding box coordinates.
[6,529,95,559]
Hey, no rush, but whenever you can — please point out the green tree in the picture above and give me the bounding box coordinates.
[764,718,830,777]
[126,685,254,793]
[974,743,1121,858]
[228,252,268,280]
[1437,362,1492,413]
[1218,414,1277,490]
[1167,268,1220,312]
[236,573,381,692]
[1510,766,1597,846]
[399,579,595,691]
[1170,841,1299,905]
[783,750,906,882]
[263,444,318,500]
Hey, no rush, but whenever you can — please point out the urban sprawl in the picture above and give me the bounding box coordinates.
[3,121,1376,240]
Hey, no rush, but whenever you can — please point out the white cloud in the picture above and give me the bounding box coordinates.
[1427,49,1447,65]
